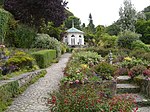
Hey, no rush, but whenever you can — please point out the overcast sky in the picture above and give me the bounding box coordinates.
[67,0,150,26]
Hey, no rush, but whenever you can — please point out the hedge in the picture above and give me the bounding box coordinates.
[32,50,56,68]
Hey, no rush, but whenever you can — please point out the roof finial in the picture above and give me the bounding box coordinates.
[72,19,74,28]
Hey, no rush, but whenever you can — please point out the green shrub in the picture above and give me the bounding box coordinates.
[7,24,36,48]
[6,51,35,70]
[120,58,149,69]
[32,33,61,57]
[131,40,150,52]
[117,31,140,49]
[32,50,56,68]
[0,8,13,44]
[129,49,150,61]
[94,62,116,80]
[99,34,118,48]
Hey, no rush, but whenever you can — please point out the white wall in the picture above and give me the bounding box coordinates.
[63,32,84,45]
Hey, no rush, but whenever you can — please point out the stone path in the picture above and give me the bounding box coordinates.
[116,76,150,112]
[5,53,72,112]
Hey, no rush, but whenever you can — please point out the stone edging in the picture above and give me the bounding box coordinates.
[0,69,45,87]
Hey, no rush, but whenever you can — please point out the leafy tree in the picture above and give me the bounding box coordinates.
[135,20,150,44]
[40,22,62,40]
[64,16,81,29]
[106,21,121,36]
[99,33,118,48]
[94,25,105,43]
[4,0,68,28]
[119,0,137,32]
[117,30,140,49]
[143,6,150,20]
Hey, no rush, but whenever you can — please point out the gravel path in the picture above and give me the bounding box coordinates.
[5,53,72,112]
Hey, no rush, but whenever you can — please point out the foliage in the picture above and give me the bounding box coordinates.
[128,65,146,78]
[115,67,129,76]
[131,40,150,52]
[129,49,150,61]
[32,50,56,68]
[40,22,62,40]
[143,5,150,20]
[120,57,149,69]
[1,51,35,75]
[87,13,95,34]
[64,16,81,29]
[6,24,36,48]
[0,81,19,111]
[0,8,12,44]
[62,51,102,84]
[98,33,118,48]
[106,21,121,36]
[85,47,118,57]
[4,0,67,28]
[135,20,150,44]
[143,69,150,77]
[93,62,117,80]
[119,0,137,32]
[48,82,136,112]
[117,31,140,49]
[73,51,101,64]
[32,34,61,57]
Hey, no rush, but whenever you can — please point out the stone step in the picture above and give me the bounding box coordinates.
[117,84,140,94]
[116,94,150,107]
[117,76,132,84]
[136,107,150,112]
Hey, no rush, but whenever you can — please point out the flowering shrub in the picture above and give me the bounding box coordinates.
[120,58,149,69]
[128,65,146,78]
[62,51,102,84]
[143,69,150,77]
[47,83,136,112]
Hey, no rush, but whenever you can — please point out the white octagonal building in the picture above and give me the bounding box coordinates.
[63,26,84,46]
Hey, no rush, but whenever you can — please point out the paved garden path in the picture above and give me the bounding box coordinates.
[5,53,72,112]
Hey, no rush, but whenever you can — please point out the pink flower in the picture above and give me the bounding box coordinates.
[75,80,79,83]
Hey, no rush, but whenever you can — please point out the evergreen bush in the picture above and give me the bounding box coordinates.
[32,50,56,68]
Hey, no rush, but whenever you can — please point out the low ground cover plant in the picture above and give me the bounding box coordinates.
[48,82,136,112]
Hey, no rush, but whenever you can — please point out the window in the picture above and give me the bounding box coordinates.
[79,35,81,37]
[79,38,82,45]
[71,35,75,37]
[71,38,75,45]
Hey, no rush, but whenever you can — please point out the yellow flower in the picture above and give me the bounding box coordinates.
[80,64,88,69]
[124,57,132,61]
